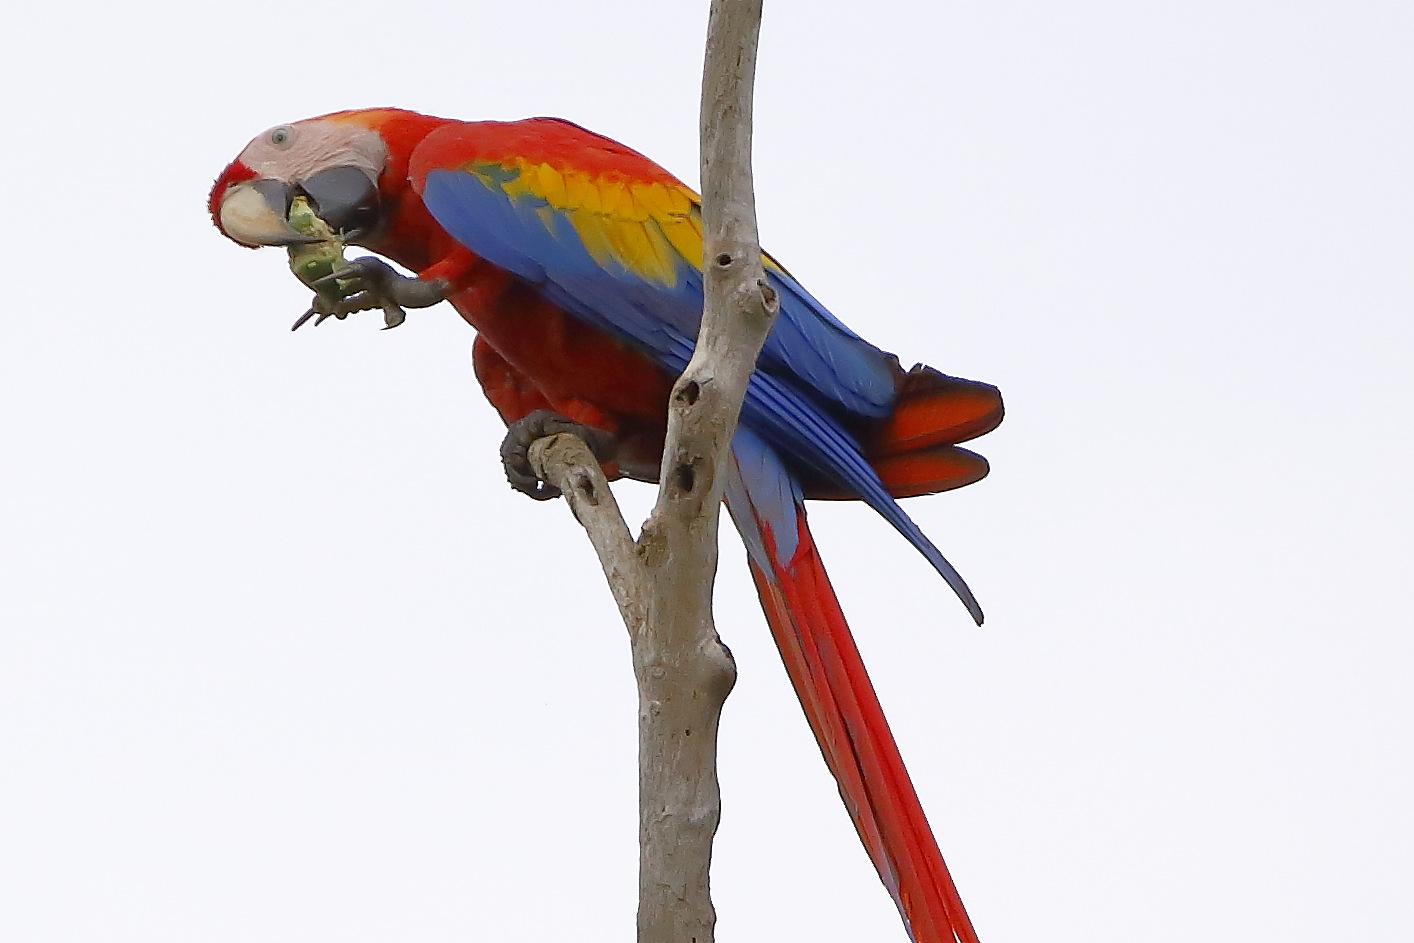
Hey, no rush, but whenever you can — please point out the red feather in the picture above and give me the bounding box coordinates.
[214,108,1001,941]
[750,516,980,943]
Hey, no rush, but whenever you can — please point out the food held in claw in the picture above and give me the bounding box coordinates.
[285,196,352,302]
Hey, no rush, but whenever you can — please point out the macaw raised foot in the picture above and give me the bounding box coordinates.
[289,256,448,331]
[212,108,1002,943]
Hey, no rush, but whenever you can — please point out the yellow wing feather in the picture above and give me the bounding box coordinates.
[470,157,704,288]
[534,162,567,206]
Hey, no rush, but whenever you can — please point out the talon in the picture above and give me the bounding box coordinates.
[500,413,561,500]
[314,265,363,290]
[498,410,617,501]
[311,273,346,293]
[380,300,407,330]
[303,256,447,331]
[291,307,317,331]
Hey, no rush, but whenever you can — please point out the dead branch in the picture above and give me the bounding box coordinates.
[527,2,775,941]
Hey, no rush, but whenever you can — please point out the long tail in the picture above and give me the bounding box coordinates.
[725,430,980,943]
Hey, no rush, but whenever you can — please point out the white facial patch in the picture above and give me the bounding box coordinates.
[238,119,388,187]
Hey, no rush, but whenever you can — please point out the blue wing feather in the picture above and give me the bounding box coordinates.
[422,168,895,417]
[418,166,981,619]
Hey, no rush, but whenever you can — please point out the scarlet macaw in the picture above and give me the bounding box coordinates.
[211,108,1002,943]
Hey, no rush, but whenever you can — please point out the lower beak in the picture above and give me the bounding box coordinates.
[218,168,382,248]
[297,166,381,242]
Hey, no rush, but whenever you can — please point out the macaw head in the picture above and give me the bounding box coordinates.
[209,114,392,249]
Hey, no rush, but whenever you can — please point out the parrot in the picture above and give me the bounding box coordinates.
[211,108,1002,943]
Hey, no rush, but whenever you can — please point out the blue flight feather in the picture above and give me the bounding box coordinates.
[422,169,896,418]
[418,166,981,619]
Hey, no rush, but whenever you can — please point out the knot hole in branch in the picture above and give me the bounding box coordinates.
[715,252,733,267]
[572,471,600,507]
[760,280,779,310]
[676,380,701,406]
[674,462,696,493]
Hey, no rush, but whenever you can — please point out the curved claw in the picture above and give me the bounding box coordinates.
[501,414,563,500]
[312,269,355,294]
[380,300,407,330]
[291,303,345,331]
[499,410,617,501]
[316,257,449,308]
[298,257,446,332]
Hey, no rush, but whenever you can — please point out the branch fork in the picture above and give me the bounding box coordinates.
[525,4,772,942]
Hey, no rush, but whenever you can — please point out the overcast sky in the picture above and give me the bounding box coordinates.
[3,2,1411,941]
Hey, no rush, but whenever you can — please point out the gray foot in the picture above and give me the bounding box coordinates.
[499,411,616,500]
[292,257,448,331]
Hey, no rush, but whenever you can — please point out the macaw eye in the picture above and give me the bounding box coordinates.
[269,126,294,147]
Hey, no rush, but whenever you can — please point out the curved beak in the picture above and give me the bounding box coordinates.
[218,168,382,248]
[219,179,317,247]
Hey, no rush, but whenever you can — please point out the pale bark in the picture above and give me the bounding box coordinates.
[525,3,775,941]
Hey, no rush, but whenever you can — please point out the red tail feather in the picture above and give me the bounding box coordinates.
[874,446,990,498]
[808,445,990,500]
[875,365,1003,456]
[749,517,980,943]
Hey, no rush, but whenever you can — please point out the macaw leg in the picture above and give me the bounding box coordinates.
[499,410,616,501]
[292,256,449,331]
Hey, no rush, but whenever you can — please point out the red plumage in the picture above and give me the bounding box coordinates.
[748,517,982,943]
[212,108,1001,943]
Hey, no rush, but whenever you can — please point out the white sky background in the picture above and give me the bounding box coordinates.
[3,1,1411,940]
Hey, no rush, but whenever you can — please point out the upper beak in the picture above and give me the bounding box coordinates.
[219,167,382,248]
[219,179,317,247]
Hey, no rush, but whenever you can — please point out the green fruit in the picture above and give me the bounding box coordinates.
[285,196,351,301]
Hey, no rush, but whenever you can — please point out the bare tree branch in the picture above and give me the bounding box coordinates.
[528,434,647,633]
[527,3,774,941]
